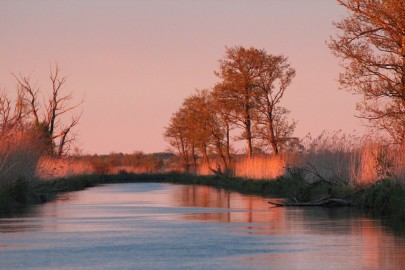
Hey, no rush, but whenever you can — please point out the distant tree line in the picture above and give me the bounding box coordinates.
[77,152,175,174]
[164,46,298,172]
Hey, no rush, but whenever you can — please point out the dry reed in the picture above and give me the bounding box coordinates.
[109,165,158,174]
[353,143,405,185]
[234,155,286,180]
[222,131,405,185]
[36,157,95,180]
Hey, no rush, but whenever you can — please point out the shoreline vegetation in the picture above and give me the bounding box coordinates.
[1,172,405,223]
[1,1,404,235]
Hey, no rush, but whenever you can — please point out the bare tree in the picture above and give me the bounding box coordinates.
[12,64,82,156]
[0,89,27,132]
[328,0,405,145]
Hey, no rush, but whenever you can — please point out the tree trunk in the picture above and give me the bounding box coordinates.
[225,123,232,166]
[178,139,190,173]
[191,145,197,169]
[244,93,253,159]
[268,114,279,155]
[202,145,210,165]
[400,36,405,148]
[269,130,279,155]
[266,98,279,155]
[245,116,253,159]
[246,127,253,159]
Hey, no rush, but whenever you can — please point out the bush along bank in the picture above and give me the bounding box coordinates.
[1,172,405,221]
[0,178,51,215]
[0,174,98,215]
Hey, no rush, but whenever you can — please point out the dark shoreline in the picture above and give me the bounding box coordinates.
[1,173,405,222]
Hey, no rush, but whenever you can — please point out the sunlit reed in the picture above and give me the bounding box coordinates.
[36,157,95,180]
[234,155,286,180]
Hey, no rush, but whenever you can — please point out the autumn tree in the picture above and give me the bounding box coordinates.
[211,86,234,167]
[164,107,192,172]
[185,90,232,172]
[165,90,231,173]
[328,0,405,145]
[215,46,266,158]
[254,54,296,155]
[215,46,296,157]
[181,90,213,166]
[12,64,82,156]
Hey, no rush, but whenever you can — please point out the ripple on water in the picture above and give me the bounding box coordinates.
[0,183,405,270]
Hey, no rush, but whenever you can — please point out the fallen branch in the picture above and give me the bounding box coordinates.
[269,196,352,207]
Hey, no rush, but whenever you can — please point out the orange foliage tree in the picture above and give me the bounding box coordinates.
[329,0,405,145]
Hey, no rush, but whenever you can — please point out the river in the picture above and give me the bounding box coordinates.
[1,183,405,270]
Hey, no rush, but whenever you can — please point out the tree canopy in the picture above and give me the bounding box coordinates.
[215,46,296,157]
[165,46,296,172]
[329,0,405,145]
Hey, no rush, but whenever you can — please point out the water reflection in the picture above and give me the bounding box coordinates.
[171,185,405,269]
[0,183,405,270]
[172,185,285,227]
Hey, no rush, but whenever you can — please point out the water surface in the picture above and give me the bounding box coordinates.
[1,183,405,270]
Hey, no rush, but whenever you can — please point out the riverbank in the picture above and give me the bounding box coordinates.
[1,172,405,221]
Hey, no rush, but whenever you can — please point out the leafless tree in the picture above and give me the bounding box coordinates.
[12,64,82,156]
[0,89,27,132]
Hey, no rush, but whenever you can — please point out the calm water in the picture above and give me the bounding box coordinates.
[1,183,405,270]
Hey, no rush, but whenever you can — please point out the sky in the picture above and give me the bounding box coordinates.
[0,0,364,155]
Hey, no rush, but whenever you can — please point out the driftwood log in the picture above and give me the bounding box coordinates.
[268,195,352,207]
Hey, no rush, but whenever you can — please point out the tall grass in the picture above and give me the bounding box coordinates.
[0,128,42,186]
[392,146,405,182]
[298,133,405,185]
[196,155,289,179]
[36,157,95,180]
[214,131,405,186]
[234,155,287,180]
[196,161,216,175]
[196,160,228,176]
[0,128,45,210]
[108,165,159,174]
[353,143,405,185]
[295,131,361,184]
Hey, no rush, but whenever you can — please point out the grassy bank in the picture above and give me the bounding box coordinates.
[1,172,405,221]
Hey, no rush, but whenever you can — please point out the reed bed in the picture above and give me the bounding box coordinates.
[196,162,215,175]
[233,155,287,180]
[108,165,163,174]
[210,131,405,186]
[353,143,405,185]
[36,157,95,180]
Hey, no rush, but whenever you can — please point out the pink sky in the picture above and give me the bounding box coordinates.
[0,0,364,154]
